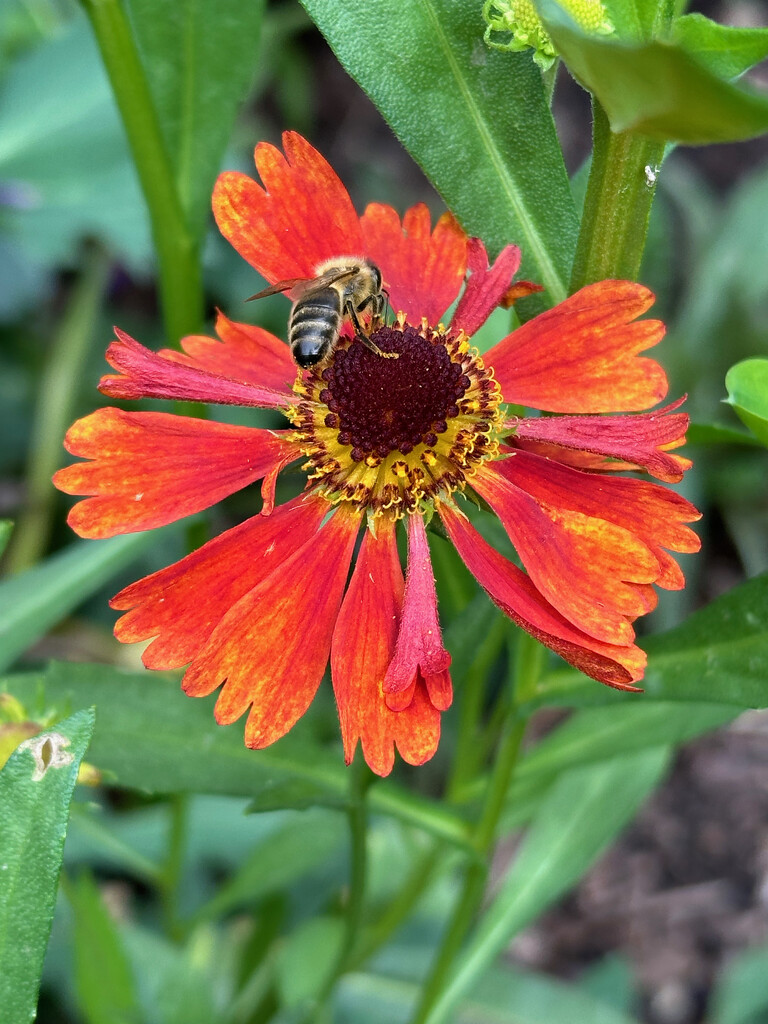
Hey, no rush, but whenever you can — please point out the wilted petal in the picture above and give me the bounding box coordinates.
[512,397,691,482]
[164,312,296,394]
[331,517,441,776]
[99,328,290,408]
[384,513,452,712]
[451,238,521,337]
[55,408,298,538]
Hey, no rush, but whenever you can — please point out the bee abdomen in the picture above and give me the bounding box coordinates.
[290,290,342,366]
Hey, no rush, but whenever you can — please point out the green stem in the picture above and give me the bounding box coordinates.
[160,795,188,941]
[569,99,665,292]
[340,759,372,967]
[5,242,111,574]
[81,0,204,344]
[409,717,526,1024]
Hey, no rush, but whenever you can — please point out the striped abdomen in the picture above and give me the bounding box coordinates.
[289,287,343,367]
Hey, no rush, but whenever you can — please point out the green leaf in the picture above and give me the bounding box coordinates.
[0,708,95,1024]
[672,14,768,81]
[686,421,762,447]
[536,0,768,143]
[65,872,142,1024]
[0,522,12,558]
[195,810,344,921]
[0,16,151,268]
[710,941,768,1024]
[4,663,471,850]
[0,529,180,672]
[725,358,768,447]
[337,961,643,1023]
[421,749,669,1024]
[277,916,345,1009]
[532,573,768,709]
[125,0,265,239]
[300,0,579,305]
[502,701,736,820]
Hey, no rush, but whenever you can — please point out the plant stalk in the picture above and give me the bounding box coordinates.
[81,0,204,344]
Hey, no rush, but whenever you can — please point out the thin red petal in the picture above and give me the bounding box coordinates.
[473,464,661,644]
[486,281,668,413]
[451,238,521,337]
[496,448,701,590]
[331,518,441,777]
[182,507,361,749]
[99,328,290,408]
[512,398,691,483]
[384,514,452,712]
[360,204,467,324]
[111,494,329,668]
[163,312,296,394]
[439,503,645,688]
[54,408,298,538]
[213,132,363,284]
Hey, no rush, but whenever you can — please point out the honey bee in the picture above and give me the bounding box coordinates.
[247,257,395,367]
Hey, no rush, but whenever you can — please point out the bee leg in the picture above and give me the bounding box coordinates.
[346,300,399,360]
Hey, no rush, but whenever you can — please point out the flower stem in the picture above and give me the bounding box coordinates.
[80,0,204,344]
[569,99,665,292]
[160,794,188,942]
[340,757,372,968]
[6,241,111,574]
[409,635,543,1024]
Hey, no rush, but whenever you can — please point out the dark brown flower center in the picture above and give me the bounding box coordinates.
[290,319,502,518]
[319,325,470,461]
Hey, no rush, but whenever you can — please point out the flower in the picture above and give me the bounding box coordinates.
[54,132,700,777]
[483,0,613,69]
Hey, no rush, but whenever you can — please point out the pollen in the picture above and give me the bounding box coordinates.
[292,322,503,518]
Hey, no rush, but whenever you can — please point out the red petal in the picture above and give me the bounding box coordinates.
[163,312,296,394]
[472,464,661,644]
[384,514,452,712]
[451,238,521,337]
[213,132,363,284]
[496,448,701,590]
[54,408,298,537]
[512,397,691,483]
[439,503,645,689]
[360,204,467,324]
[331,518,441,776]
[99,328,290,408]
[486,281,668,413]
[182,506,361,749]
[112,494,329,668]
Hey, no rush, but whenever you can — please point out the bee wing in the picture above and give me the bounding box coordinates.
[246,277,311,302]
[311,266,360,289]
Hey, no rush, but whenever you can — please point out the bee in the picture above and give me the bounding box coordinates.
[247,257,396,367]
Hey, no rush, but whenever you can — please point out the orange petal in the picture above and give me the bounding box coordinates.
[497,448,701,590]
[182,507,360,750]
[213,132,363,284]
[162,312,296,394]
[473,464,661,644]
[451,238,521,337]
[330,518,441,777]
[99,328,291,408]
[384,513,452,712]
[439,502,645,689]
[54,408,298,538]
[360,204,467,324]
[111,494,330,669]
[486,281,668,413]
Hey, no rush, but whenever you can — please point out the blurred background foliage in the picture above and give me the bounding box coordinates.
[1,1,768,1023]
